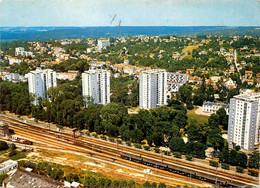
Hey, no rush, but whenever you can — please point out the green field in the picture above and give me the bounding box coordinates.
[187,107,209,124]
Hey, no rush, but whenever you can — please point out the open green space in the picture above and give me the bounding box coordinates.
[187,107,209,124]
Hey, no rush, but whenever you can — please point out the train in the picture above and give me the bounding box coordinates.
[121,153,236,187]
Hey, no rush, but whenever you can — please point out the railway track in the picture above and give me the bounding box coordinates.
[1,116,207,187]
[1,115,258,187]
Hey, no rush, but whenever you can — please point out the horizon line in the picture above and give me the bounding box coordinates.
[1,26,260,28]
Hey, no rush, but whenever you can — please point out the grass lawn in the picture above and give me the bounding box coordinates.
[187,107,209,124]
[182,44,203,58]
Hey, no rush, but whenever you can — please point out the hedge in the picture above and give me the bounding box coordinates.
[221,163,230,170]
[248,169,259,177]
[173,152,182,158]
[185,155,193,161]
[209,160,218,167]
[236,166,244,173]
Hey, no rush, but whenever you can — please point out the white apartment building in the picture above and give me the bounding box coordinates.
[82,69,110,105]
[97,39,110,51]
[167,72,189,95]
[227,92,260,151]
[139,69,167,109]
[28,68,57,105]
[15,47,33,57]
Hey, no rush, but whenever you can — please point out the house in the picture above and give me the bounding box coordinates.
[244,71,253,79]
[124,60,129,65]
[87,48,92,53]
[172,53,180,60]
[226,58,233,64]
[224,78,236,89]
[56,72,68,80]
[230,65,235,71]
[188,76,202,84]
[8,57,22,65]
[186,69,195,74]
[63,54,70,60]
[149,53,155,58]
[55,57,64,62]
[68,70,79,81]
[245,79,254,85]
[202,101,229,114]
[0,160,18,173]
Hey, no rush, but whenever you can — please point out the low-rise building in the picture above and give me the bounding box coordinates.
[2,168,63,188]
[68,70,79,81]
[56,72,69,80]
[202,101,229,114]
[0,160,18,173]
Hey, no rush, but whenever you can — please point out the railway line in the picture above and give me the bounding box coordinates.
[1,116,207,187]
[1,115,258,187]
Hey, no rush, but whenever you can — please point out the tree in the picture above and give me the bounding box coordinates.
[131,128,144,143]
[216,108,228,130]
[169,137,185,152]
[143,181,151,188]
[248,150,260,169]
[0,141,8,151]
[128,180,136,188]
[207,128,224,152]
[151,182,157,188]
[158,182,166,188]
[110,180,119,188]
[10,143,16,150]
[236,152,248,168]
[178,85,193,107]
[172,110,187,128]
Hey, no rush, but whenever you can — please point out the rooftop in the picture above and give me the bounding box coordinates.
[233,91,260,102]
[0,160,17,169]
[3,168,63,188]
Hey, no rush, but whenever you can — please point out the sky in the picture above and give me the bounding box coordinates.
[0,0,259,27]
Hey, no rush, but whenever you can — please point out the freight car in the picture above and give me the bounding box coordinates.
[121,153,231,187]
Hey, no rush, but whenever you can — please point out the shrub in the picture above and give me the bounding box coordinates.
[10,143,17,150]
[126,141,131,146]
[100,135,107,140]
[221,163,230,170]
[143,146,150,151]
[0,141,9,151]
[236,166,244,173]
[116,139,122,144]
[173,152,182,158]
[248,169,259,177]
[134,143,142,149]
[209,160,218,167]
[154,148,160,153]
[108,137,114,142]
[9,150,17,157]
[93,133,98,138]
[185,155,193,161]
[0,173,8,184]
[10,151,26,160]
[85,131,90,136]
